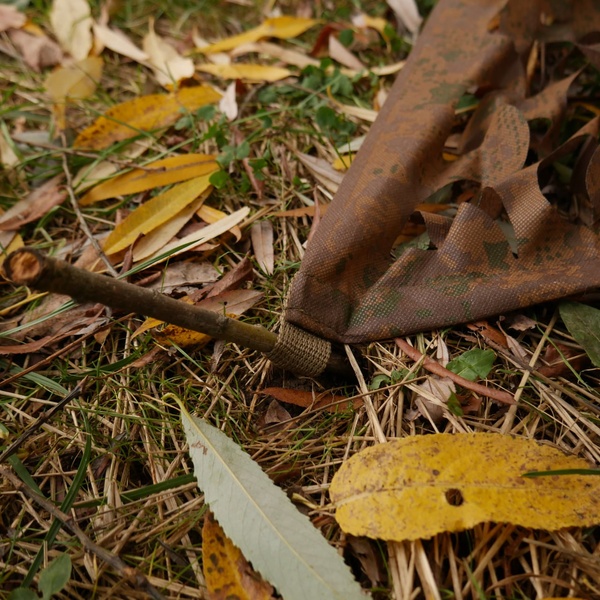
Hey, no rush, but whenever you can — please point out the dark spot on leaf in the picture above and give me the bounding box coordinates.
[445,488,464,506]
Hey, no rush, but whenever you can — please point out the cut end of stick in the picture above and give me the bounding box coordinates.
[4,248,44,285]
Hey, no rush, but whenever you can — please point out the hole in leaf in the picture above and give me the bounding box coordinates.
[445,488,464,506]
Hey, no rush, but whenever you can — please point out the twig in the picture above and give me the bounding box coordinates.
[60,138,119,276]
[0,466,166,600]
[395,338,515,405]
[0,377,88,463]
[4,248,351,376]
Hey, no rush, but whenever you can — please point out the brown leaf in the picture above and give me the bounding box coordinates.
[0,5,25,31]
[260,387,359,413]
[7,29,62,71]
[0,175,66,230]
[537,343,590,378]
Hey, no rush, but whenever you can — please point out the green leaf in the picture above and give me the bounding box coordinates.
[446,349,495,381]
[38,554,71,600]
[369,374,390,390]
[559,301,600,367]
[173,397,365,600]
[8,588,39,600]
[209,170,230,189]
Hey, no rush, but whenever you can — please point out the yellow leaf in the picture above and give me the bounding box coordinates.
[197,63,291,82]
[330,433,600,542]
[80,154,218,205]
[143,18,194,88]
[103,174,215,255]
[200,16,318,54]
[49,0,92,60]
[132,191,210,262]
[203,511,275,600]
[332,154,355,171]
[45,56,103,101]
[74,85,221,150]
[197,204,242,241]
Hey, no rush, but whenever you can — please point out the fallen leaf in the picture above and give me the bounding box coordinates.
[296,152,344,194]
[0,5,25,32]
[79,154,218,205]
[328,35,365,71]
[330,433,600,542]
[74,85,221,150]
[45,56,103,101]
[0,175,66,231]
[49,0,93,59]
[177,402,365,600]
[144,206,250,263]
[537,342,589,378]
[197,63,292,83]
[72,140,151,193]
[92,23,149,63]
[559,301,600,367]
[204,256,253,299]
[8,29,63,71]
[200,16,319,54]
[103,174,216,256]
[411,376,456,423]
[263,400,292,426]
[143,19,194,87]
[260,387,359,413]
[131,191,211,262]
[219,82,238,121]
[385,0,422,34]
[231,41,320,70]
[203,511,275,600]
[146,260,219,294]
[197,204,242,241]
[446,349,495,381]
[250,221,274,274]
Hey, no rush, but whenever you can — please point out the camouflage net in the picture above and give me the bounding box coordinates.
[285,0,600,343]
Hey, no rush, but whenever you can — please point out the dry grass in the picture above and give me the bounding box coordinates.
[1,1,600,599]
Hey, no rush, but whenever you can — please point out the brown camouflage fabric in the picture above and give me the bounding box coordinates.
[285,0,600,343]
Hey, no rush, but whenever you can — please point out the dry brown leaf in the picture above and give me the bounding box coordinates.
[231,41,320,70]
[143,19,194,87]
[49,0,93,59]
[385,0,422,34]
[0,5,25,31]
[0,175,66,231]
[8,29,62,71]
[146,260,219,294]
[204,256,253,299]
[260,387,359,413]
[92,23,149,62]
[250,221,274,275]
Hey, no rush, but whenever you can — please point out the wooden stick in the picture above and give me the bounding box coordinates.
[1,465,166,600]
[395,337,515,405]
[4,248,351,376]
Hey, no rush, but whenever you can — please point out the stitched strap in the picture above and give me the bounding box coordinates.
[267,322,331,377]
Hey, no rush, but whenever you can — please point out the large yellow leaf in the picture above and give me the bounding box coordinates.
[200,16,318,54]
[330,433,600,542]
[74,85,221,150]
[103,174,214,256]
[80,154,218,205]
[197,63,292,82]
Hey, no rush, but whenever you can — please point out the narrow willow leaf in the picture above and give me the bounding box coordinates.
[559,301,600,367]
[176,401,365,600]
